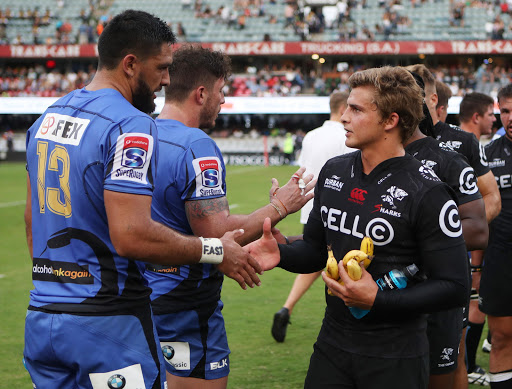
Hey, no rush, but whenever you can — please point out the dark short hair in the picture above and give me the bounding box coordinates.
[348,66,424,141]
[459,92,494,122]
[165,44,232,102]
[497,84,512,104]
[97,9,175,70]
[435,80,452,108]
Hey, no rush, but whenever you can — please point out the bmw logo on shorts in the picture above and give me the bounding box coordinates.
[162,345,175,360]
[107,374,126,389]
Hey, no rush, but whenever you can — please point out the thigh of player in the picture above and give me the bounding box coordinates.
[24,308,165,389]
[427,308,463,375]
[479,244,512,317]
[154,300,230,380]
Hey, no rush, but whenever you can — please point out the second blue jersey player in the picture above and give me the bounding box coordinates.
[146,45,315,389]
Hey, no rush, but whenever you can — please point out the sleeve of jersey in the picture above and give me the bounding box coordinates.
[372,184,469,314]
[278,170,329,273]
[447,154,482,205]
[103,115,157,196]
[179,138,226,202]
[469,133,491,177]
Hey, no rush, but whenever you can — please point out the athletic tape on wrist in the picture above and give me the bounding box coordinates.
[198,237,224,264]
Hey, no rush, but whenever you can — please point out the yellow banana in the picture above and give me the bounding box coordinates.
[342,249,371,268]
[346,258,362,281]
[325,247,339,281]
[360,236,374,257]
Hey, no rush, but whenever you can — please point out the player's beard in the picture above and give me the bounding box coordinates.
[132,76,156,115]
[198,97,218,129]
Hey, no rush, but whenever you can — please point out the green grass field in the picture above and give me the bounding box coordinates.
[0,162,490,388]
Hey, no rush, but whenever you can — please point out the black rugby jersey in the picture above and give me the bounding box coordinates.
[485,135,512,246]
[279,151,468,358]
[406,136,482,205]
[432,121,490,177]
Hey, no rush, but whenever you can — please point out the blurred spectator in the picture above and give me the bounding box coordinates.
[450,1,465,27]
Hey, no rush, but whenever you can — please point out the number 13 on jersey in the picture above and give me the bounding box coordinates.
[36,140,72,217]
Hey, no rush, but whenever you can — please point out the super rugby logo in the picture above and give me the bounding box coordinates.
[199,159,220,187]
[192,157,225,198]
[111,133,153,184]
[121,136,149,168]
[439,200,462,238]
[320,206,394,246]
[459,167,478,195]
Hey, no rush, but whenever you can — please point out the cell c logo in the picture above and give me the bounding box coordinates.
[350,188,367,202]
[459,167,478,195]
[365,218,394,246]
[439,200,462,238]
[41,116,55,134]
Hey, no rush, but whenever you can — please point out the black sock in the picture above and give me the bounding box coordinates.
[466,321,484,372]
[490,369,512,388]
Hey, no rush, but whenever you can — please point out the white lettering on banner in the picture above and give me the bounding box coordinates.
[300,42,366,54]
[212,42,285,55]
[451,40,512,54]
[10,45,81,58]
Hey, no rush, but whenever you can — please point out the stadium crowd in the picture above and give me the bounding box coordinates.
[1,61,512,98]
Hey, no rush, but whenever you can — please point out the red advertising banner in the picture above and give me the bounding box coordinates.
[0,40,511,58]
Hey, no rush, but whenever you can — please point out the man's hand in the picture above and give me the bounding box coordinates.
[322,262,378,310]
[218,229,263,290]
[271,167,316,215]
[245,217,280,271]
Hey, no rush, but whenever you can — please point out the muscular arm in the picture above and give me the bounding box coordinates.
[185,196,282,246]
[24,174,33,259]
[459,198,488,250]
[477,170,501,223]
[105,190,202,264]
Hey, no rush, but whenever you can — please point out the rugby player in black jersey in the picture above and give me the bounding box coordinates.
[407,64,500,389]
[480,84,512,388]
[404,75,489,389]
[246,66,469,389]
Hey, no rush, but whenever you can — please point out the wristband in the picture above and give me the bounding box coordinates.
[270,201,284,219]
[470,265,482,273]
[272,196,289,215]
[198,237,224,264]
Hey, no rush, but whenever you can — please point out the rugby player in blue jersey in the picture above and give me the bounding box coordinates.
[146,44,315,389]
[23,11,261,389]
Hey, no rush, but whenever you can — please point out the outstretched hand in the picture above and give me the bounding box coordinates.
[218,228,263,290]
[270,167,316,216]
[245,217,281,271]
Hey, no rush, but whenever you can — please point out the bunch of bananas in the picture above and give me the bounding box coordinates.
[325,237,374,294]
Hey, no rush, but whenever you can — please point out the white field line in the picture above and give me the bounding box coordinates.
[0,200,26,208]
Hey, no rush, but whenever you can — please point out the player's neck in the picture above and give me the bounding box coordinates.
[403,127,425,147]
[460,123,481,140]
[158,102,199,128]
[360,138,405,175]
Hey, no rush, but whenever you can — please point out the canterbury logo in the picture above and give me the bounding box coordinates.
[349,188,367,203]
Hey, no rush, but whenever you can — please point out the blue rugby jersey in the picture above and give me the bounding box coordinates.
[26,88,157,313]
[147,118,227,314]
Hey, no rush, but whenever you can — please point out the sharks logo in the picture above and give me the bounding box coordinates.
[438,140,462,152]
[381,186,408,209]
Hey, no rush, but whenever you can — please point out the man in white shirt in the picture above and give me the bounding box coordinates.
[272,90,356,342]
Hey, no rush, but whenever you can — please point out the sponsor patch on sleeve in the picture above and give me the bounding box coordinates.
[192,157,225,197]
[439,200,462,238]
[35,113,90,146]
[111,133,154,184]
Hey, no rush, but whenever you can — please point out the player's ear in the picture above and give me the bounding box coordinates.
[195,86,207,105]
[122,54,138,78]
[383,112,400,130]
